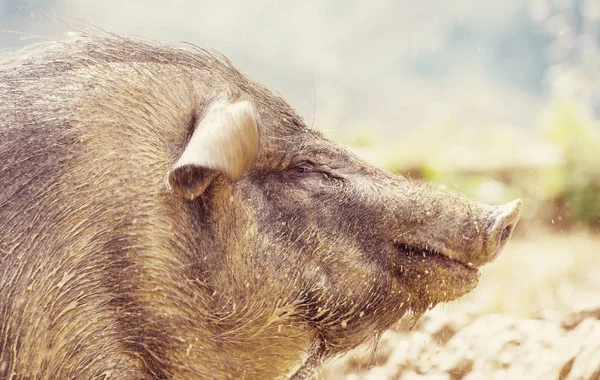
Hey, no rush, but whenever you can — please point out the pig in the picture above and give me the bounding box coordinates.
[0,34,522,379]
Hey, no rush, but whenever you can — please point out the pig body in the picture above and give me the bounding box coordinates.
[0,35,521,379]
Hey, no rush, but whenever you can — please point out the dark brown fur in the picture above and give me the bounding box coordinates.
[0,35,521,379]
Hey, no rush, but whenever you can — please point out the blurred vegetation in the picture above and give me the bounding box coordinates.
[342,100,600,232]
[545,101,600,227]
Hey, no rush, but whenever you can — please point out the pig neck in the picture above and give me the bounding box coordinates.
[123,206,319,379]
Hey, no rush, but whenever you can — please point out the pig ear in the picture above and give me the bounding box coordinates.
[167,99,260,200]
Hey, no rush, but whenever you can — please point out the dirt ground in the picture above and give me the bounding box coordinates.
[319,228,600,379]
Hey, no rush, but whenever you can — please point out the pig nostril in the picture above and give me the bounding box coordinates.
[500,224,513,244]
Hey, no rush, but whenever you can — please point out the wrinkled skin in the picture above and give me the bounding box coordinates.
[0,35,521,379]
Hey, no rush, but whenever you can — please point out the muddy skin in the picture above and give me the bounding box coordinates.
[0,35,522,379]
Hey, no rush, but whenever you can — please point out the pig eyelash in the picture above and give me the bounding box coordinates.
[290,160,341,182]
[292,161,317,173]
[290,160,327,176]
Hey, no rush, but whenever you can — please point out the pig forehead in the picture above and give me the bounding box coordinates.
[257,123,343,156]
[255,131,355,170]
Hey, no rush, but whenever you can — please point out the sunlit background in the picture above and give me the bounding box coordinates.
[2,0,599,378]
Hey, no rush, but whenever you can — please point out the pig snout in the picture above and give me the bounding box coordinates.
[480,198,523,264]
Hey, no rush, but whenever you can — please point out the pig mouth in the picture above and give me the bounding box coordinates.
[393,242,477,273]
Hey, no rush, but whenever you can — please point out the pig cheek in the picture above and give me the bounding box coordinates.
[314,267,408,351]
[246,183,410,345]
[250,179,395,304]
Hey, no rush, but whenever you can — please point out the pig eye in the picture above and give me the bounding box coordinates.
[292,161,316,173]
[289,160,338,181]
